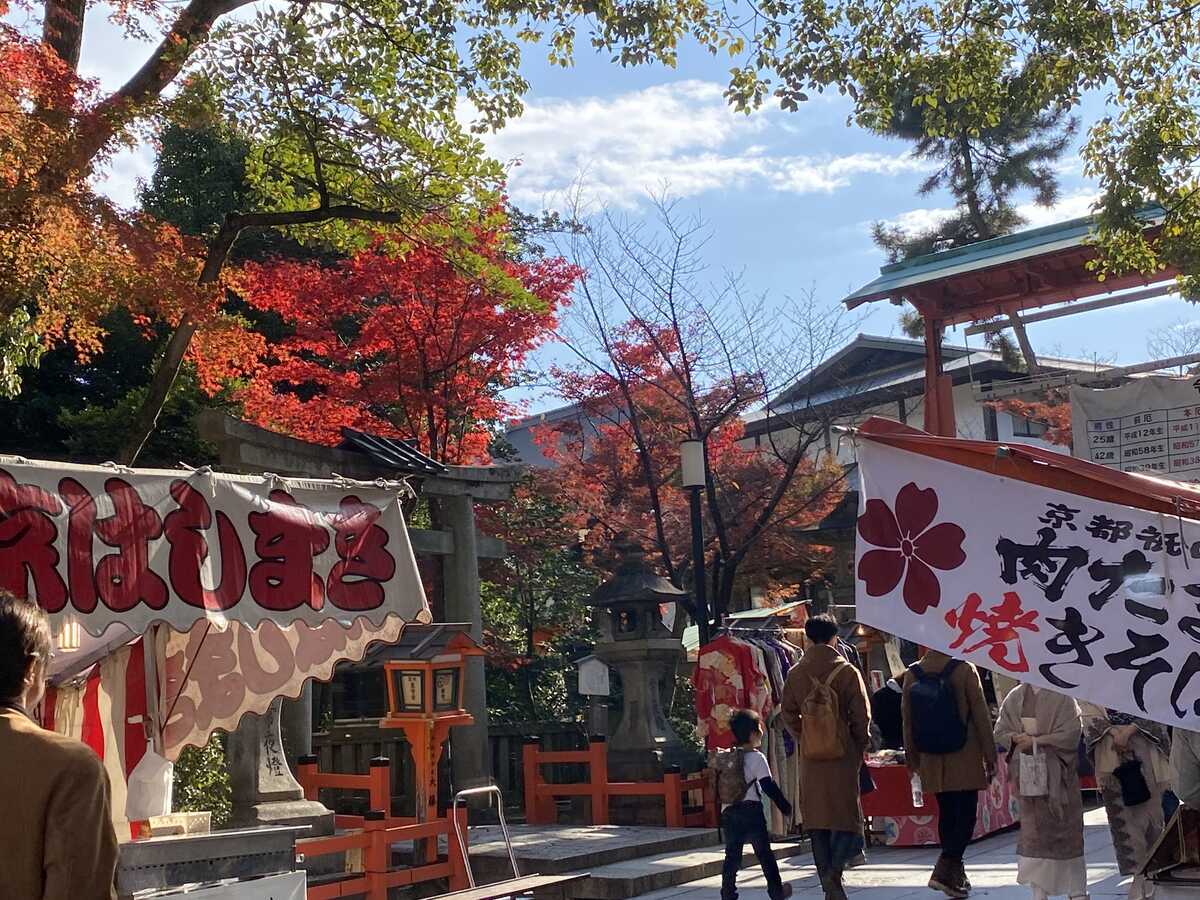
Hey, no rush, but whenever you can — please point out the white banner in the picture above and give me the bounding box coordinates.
[0,457,429,636]
[1071,375,1200,480]
[856,438,1200,728]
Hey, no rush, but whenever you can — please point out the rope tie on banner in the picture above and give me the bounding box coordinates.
[100,460,134,475]
[1176,498,1191,571]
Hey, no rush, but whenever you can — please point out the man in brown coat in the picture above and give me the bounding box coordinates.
[781,615,870,900]
[902,650,997,899]
[0,592,119,900]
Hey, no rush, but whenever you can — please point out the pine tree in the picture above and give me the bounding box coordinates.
[870,72,1078,371]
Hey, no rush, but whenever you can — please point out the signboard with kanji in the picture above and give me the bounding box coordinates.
[1071,376,1200,479]
[856,435,1200,728]
[0,457,429,636]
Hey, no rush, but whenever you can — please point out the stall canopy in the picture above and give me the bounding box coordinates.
[853,417,1200,730]
[2,456,429,636]
[5,454,433,810]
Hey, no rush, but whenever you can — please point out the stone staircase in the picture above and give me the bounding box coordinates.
[466,825,808,899]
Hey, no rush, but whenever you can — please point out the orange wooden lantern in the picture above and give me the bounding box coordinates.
[378,624,483,821]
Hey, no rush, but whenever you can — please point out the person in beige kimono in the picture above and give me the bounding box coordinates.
[995,684,1087,900]
[781,615,871,900]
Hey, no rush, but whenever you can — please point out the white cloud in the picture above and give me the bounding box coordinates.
[92,144,156,209]
[1015,188,1100,228]
[873,188,1103,240]
[476,81,925,209]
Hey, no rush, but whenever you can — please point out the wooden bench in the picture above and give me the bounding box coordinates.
[430,873,588,900]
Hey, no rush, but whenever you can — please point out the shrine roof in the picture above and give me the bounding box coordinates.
[339,428,447,476]
[842,207,1168,324]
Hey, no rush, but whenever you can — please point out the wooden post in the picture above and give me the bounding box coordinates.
[296,754,319,803]
[922,318,957,437]
[369,757,391,821]
[522,737,542,824]
[448,806,470,890]
[664,766,683,828]
[364,810,388,900]
[704,770,718,828]
[590,736,609,826]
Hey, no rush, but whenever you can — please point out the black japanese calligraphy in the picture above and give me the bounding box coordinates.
[1104,631,1173,713]
[1039,607,1104,689]
[996,528,1089,603]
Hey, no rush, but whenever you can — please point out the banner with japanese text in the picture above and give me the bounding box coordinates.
[855,437,1200,728]
[0,457,430,637]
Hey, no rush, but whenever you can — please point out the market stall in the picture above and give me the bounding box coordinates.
[861,753,1017,847]
[10,455,430,897]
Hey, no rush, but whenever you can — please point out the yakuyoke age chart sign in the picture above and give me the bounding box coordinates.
[1072,376,1200,481]
[855,437,1200,729]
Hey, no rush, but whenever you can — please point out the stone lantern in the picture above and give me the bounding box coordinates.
[589,536,687,784]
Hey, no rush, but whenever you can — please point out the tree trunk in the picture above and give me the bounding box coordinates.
[1007,313,1042,373]
[119,314,197,466]
[43,0,86,69]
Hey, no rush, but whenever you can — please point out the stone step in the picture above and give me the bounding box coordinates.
[562,839,809,900]
[467,825,722,883]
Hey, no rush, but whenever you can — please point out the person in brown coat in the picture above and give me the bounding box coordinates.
[902,651,997,899]
[0,592,119,900]
[781,615,871,900]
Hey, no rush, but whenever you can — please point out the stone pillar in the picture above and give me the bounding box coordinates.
[228,697,334,834]
[280,684,313,765]
[442,493,491,790]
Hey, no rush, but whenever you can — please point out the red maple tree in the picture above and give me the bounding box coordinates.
[991,389,1073,448]
[237,225,580,462]
[535,319,843,630]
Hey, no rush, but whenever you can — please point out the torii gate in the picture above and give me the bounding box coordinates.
[842,209,1179,437]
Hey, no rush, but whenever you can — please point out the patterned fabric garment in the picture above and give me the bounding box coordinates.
[694,636,770,749]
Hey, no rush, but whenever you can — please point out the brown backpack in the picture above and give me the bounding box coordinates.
[713,747,750,805]
[800,661,849,761]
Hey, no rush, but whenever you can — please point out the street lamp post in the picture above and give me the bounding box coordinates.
[680,439,711,645]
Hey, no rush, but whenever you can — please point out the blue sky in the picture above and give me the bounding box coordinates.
[72,12,1200,414]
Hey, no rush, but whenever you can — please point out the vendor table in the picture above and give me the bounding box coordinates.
[861,756,1018,847]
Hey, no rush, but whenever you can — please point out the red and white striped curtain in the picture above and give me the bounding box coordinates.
[41,640,149,839]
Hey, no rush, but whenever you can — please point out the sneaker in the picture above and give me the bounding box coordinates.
[846,852,867,868]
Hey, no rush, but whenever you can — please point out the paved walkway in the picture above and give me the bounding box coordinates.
[640,807,1137,899]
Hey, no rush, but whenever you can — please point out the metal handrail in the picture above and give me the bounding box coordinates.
[451,784,519,889]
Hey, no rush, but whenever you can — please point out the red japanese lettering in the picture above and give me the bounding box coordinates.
[945,591,1040,673]
[61,478,168,612]
[184,625,245,733]
[164,480,247,611]
[0,469,66,611]
[247,490,329,611]
[328,496,394,612]
[59,478,99,612]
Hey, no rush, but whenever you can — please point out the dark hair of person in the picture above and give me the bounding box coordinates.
[729,708,762,745]
[0,592,51,702]
[805,613,839,645]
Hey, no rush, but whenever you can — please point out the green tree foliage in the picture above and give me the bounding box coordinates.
[173,734,232,829]
[0,309,222,466]
[710,0,1200,296]
[865,69,1076,368]
[478,478,600,725]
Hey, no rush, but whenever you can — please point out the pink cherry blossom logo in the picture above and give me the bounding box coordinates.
[857,482,966,614]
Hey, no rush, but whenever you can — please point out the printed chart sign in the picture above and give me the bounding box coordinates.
[0,457,429,636]
[1071,376,1200,480]
[856,437,1200,729]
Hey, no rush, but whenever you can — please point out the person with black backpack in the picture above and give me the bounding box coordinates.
[902,651,997,899]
